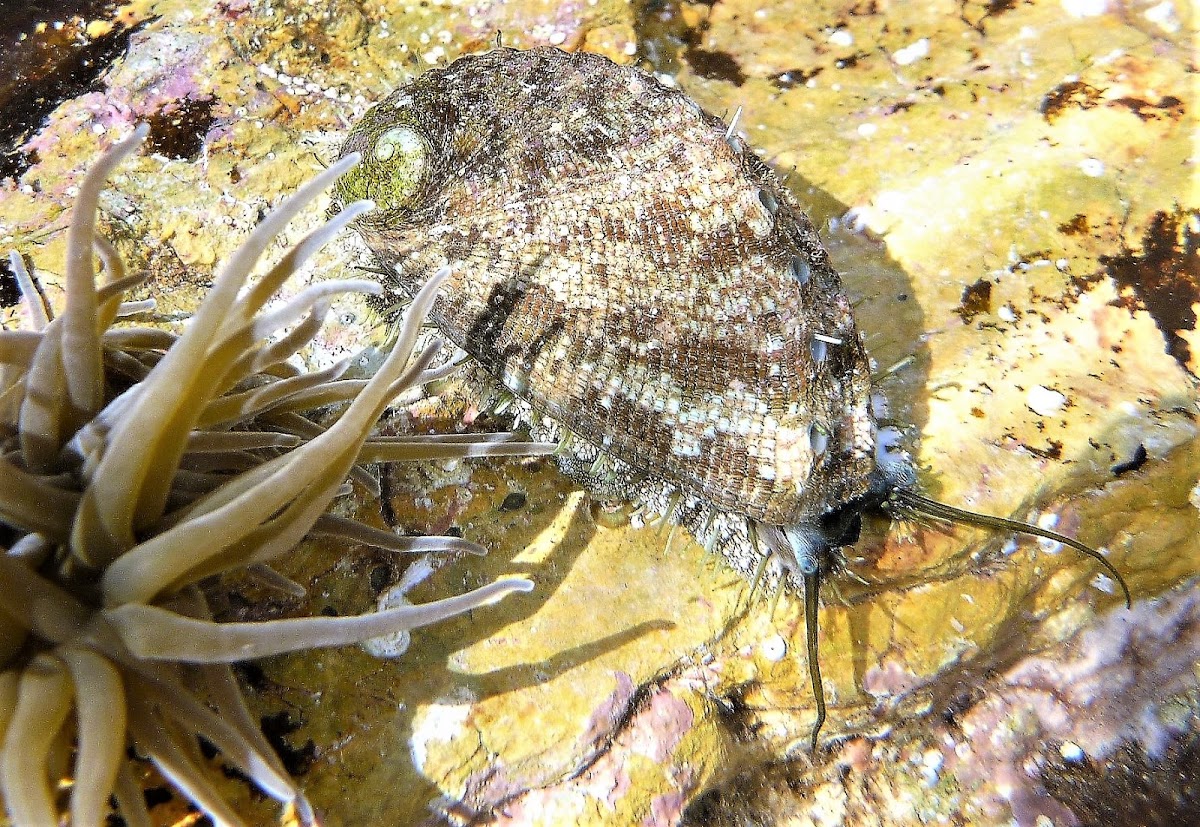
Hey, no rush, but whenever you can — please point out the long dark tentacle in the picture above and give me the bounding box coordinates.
[803,569,825,751]
[894,489,1131,608]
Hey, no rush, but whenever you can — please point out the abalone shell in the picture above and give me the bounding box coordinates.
[333,47,877,529]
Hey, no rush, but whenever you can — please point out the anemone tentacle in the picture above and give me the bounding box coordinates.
[0,128,551,826]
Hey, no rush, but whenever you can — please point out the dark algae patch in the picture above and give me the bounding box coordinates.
[1040,79,1104,122]
[1058,213,1090,236]
[145,97,217,160]
[1040,80,1186,125]
[260,711,317,778]
[957,278,993,323]
[1103,207,1200,374]
[0,255,20,308]
[684,46,746,84]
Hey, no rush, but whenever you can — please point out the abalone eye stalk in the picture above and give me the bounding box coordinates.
[802,568,825,752]
[753,522,832,751]
[893,489,1133,608]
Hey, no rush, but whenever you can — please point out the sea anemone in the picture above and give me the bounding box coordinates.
[0,125,547,826]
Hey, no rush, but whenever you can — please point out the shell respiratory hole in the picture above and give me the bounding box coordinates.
[332,47,1131,749]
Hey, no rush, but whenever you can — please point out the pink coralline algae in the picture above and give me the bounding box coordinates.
[943,583,1200,825]
[451,669,709,826]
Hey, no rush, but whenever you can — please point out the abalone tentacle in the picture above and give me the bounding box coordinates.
[334,47,876,527]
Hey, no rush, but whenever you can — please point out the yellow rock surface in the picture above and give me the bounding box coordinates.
[0,0,1195,825]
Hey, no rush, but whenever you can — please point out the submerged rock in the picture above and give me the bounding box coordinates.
[0,0,1194,824]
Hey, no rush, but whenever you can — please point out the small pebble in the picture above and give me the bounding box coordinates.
[1060,741,1085,762]
[501,491,527,511]
[760,634,788,662]
[1027,384,1067,416]
[892,38,929,66]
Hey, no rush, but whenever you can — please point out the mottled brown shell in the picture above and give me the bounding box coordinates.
[333,47,877,527]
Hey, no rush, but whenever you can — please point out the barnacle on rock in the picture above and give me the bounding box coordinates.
[0,125,547,826]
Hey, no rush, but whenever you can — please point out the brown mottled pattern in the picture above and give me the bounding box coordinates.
[335,47,876,525]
